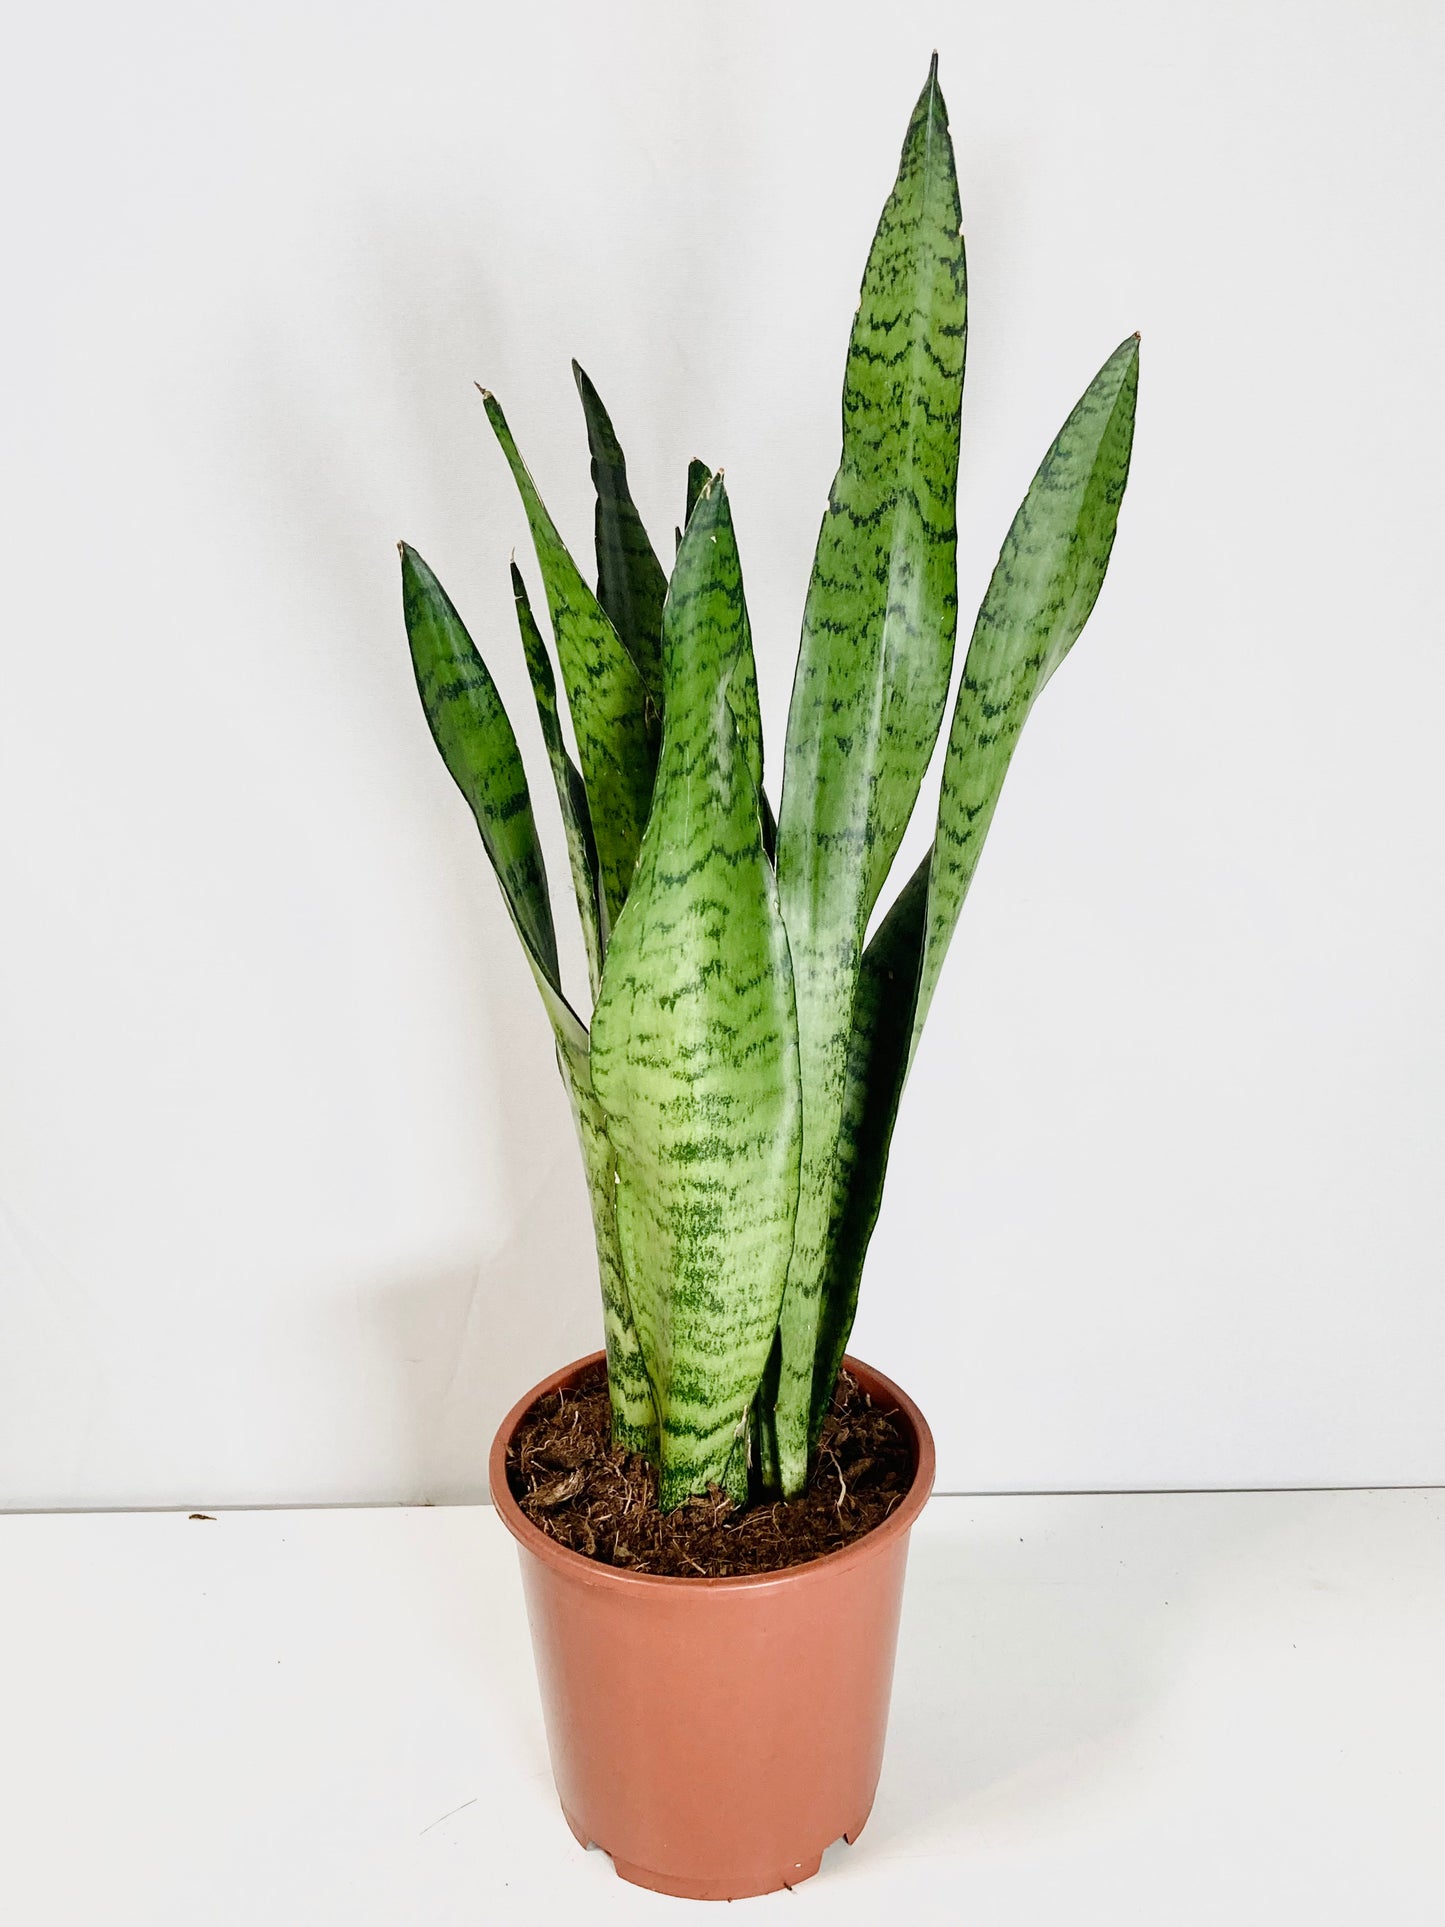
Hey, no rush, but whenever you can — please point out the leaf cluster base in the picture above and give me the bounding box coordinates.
[505,1361,913,1577]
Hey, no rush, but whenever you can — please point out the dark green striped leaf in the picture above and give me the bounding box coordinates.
[591,477,802,1509]
[913,332,1141,1053]
[685,457,710,529]
[572,361,666,696]
[399,542,565,1021]
[715,481,765,803]
[400,543,656,1452]
[808,851,928,1440]
[559,1042,661,1457]
[482,390,659,929]
[681,468,777,858]
[772,56,967,1491]
[511,562,606,996]
[807,334,1141,1433]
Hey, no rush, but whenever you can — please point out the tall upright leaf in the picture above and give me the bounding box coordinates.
[399,542,656,1453]
[511,562,606,996]
[572,361,667,696]
[591,477,802,1509]
[807,334,1141,1434]
[912,332,1141,1053]
[772,56,967,1490]
[482,391,658,927]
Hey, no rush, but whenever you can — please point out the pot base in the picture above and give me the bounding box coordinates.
[562,1805,875,1900]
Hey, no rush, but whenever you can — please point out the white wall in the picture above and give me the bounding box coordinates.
[1,0,1441,1508]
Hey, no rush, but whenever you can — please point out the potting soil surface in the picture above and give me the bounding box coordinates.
[504,1361,915,1577]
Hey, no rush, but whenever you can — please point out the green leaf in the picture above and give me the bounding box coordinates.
[572,361,666,696]
[399,543,569,1031]
[400,543,655,1453]
[510,562,606,997]
[558,1042,660,1458]
[685,457,710,529]
[591,476,802,1509]
[808,852,928,1440]
[682,467,777,860]
[807,334,1141,1433]
[708,477,765,804]
[771,56,967,1490]
[482,390,658,929]
[913,332,1141,1054]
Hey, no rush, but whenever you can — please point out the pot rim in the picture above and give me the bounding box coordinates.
[488,1350,936,1593]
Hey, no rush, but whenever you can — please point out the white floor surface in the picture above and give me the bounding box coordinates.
[1,1490,1441,1923]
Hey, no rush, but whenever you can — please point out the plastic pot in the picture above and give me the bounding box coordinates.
[488,1351,935,1900]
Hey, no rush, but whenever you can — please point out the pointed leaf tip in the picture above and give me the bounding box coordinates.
[912,49,948,127]
[486,386,658,924]
[573,362,666,693]
[399,545,561,1001]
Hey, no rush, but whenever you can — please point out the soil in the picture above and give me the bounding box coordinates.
[504,1360,915,1577]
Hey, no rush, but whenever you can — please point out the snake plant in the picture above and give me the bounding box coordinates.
[399,57,1139,1510]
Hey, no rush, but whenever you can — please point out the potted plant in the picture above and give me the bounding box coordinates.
[399,54,1137,1900]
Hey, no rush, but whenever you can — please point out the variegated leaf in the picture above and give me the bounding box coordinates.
[511,562,606,996]
[399,543,564,1019]
[912,333,1141,1053]
[482,391,658,928]
[572,361,666,696]
[807,335,1141,1436]
[399,542,655,1452]
[772,55,967,1490]
[685,457,710,529]
[591,476,801,1508]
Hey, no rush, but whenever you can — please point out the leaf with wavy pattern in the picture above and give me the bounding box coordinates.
[482,391,658,928]
[806,334,1141,1438]
[682,466,777,858]
[771,54,967,1490]
[399,543,564,1020]
[572,361,666,696]
[913,332,1141,1050]
[808,851,927,1441]
[591,476,801,1509]
[510,562,606,996]
[400,542,656,1452]
[559,1042,660,1457]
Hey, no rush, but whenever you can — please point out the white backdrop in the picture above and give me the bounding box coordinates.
[1,0,1441,1508]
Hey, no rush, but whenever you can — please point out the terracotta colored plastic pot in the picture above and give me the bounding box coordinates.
[488,1350,935,1900]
